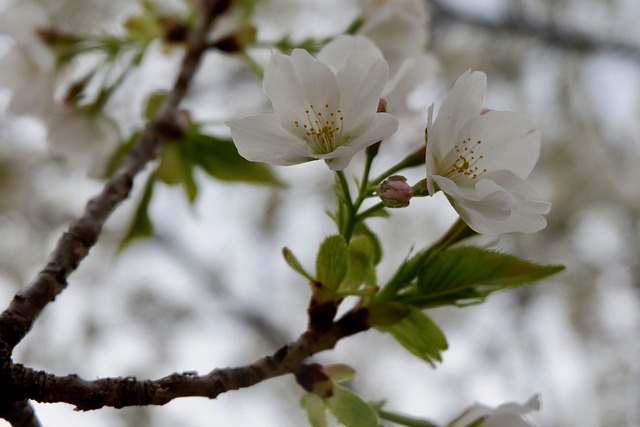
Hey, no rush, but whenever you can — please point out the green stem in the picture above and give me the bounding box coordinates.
[335,170,354,238]
[371,145,426,186]
[377,408,440,427]
[356,202,385,222]
[336,171,353,210]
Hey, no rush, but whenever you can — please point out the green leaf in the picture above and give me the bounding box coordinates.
[352,223,382,265]
[103,132,139,178]
[339,235,376,293]
[366,300,409,328]
[119,172,155,251]
[412,247,565,307]
[322,364,356,383]
[381,307,448,367]
[124,14,163,44]
[316,235,348,292]
[156,142,199,202]
[378,248,434,299]
[143,90,168,121]
[156,142,186,185]
[303,393,328,427]
[183,132,282,186]
[282,247,314,281]
[326,385,378,427]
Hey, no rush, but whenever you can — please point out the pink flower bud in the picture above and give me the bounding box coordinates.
[378,175,413,208]
[377,98,387,113]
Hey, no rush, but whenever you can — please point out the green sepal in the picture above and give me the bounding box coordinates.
[380,307,448,367]
[282,247,314,281]
[118,172,156,251]
[326,385,378,427]
[316,235,348,292]
[338,235,376,293]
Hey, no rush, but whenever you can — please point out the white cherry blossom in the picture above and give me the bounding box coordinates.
[357,0,429,74]
[226,36,398,171]
[448,394,541,427]
[426,70,550,234]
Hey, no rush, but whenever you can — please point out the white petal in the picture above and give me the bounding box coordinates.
[317,35,384,70]
[432,171,550,234]
[319,145,358,171]
[456,111,541,179]
[344,112,398,153]
[433,175,511,220]
[263,50,340,133]
[226,113,312,166]
[336,53,389,131]
[429,70,486,163]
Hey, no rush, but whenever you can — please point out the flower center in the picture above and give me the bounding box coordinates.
[443,137,487,182]
[294,104,350,154]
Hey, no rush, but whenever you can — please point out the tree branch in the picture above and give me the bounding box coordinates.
[0,0,229,423]
[0,0,220,353]
[0,400,41,427]
[427,0,640,62]
[11,309,369,411]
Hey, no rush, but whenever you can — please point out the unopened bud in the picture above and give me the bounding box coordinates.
[377,98,387,113]
[378,175,413,208]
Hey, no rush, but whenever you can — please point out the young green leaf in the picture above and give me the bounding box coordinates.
[365,300,409,328]
[380,307,448,367]
[282,247,315,281]
[339,235,376,293]
[143,90,168,121]
[183,133,282,186]
[316,235,349,292]
[118,172,155,251]
[103,132,138,178]
[322,364,356,383]
[303,393,328,427]
[326,385,378,427]
[351,223,382,265]
[378,247,434,299]
[156,142,199,202]
[416,247,564,304]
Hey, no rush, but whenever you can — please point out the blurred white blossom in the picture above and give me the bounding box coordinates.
[356,0,438,119]
[44,106,121,177]
[426,70,550,234]
[448,394,541,427]
[357,0,429,73]
[0,2,57,117]
[226,36,398,170]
